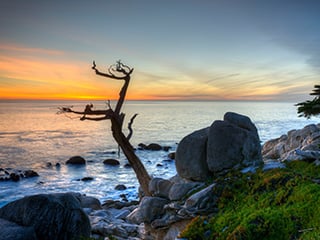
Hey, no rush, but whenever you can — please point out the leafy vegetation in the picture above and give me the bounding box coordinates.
[296,85,320,118]
[179,161,320,239]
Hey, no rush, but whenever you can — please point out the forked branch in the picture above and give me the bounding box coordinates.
[58,60,151,196]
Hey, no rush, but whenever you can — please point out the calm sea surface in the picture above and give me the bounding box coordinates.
[0,100,318,207]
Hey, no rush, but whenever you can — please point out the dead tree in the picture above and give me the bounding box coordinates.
[58,60,151,196]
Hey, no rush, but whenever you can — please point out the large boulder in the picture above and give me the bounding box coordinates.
[175,112,262,180]
[207,112,262,173]
[175,127,211,181]
[136,196,170,223]
[149,177,174,199]
[0,218,37,240]
[0,193,91,240]
[183,183,218,215]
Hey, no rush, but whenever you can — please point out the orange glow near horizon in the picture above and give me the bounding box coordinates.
[1,2,319,103]
[0,46,170,101]
[0,43,315,102]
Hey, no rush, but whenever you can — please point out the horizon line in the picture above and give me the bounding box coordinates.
[0,98,299,103]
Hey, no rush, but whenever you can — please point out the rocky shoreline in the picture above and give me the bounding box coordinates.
[0,168,39,182]
[1,112,320,239]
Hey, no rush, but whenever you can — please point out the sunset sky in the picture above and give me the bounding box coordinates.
[0,0,319,101]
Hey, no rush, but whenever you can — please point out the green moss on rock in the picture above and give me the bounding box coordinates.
[180,161,320,240]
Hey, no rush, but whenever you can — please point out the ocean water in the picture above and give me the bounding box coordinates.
[0,100,318,207]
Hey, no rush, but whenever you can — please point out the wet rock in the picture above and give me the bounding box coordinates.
[262,124,320,162]
[126,208,144,225]
[124,163,132,168]
[169,182,204,201]
[182,183,218,216]
[207,112,262,174]
[138,143,148,149]
[295,149,320,162]
[138,143,163,151]
[168,152,175,159]
[115,184,127,190]
[0,169,39,182]
[80,176,94,181]
[120,194,129,202]
[10,172,20,182]
[0,193,91,240]
[163,146,172,151]
[103,158,120,166]
[149,177,173,199]
[175,127,211,181]
[147,143,162,151]
[66,155,86,165]
[23,170,39,178]
[76,194,102,210]
[102,200,139,210]
[89,201,141,239]
[137,197,170,223]
[175,112,262,180]
[0,218,37,240]
[90,211,139,239]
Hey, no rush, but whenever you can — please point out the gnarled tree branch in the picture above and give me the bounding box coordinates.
[127,113,138,141]
[59,60,151,196]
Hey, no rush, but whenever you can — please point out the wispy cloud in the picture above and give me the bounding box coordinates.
[204,73,241,84]
[0,50,124,99]
[0,43,65,56]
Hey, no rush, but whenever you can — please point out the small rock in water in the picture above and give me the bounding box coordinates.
[147,143,162,151]
[10,173,20,182]
[115,184,127,191]
[138,142,163,151]
[103,159,120,166]
[0,169,39,182]
[24,170,39,178]
[105,150,117,154]
[138,143,147,150]
[66,156,86,165]
[168,152,175,159]
[120,194,128,202]
[163,146,172,151]
[124,163,131,168]
[81,177,94,181]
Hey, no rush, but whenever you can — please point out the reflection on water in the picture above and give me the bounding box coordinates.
[0,100,318,207]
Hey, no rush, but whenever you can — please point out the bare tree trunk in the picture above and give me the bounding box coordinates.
[110,116,151,196]
[58,60,152,196]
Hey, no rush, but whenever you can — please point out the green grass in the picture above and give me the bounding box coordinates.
[179,161,320,240]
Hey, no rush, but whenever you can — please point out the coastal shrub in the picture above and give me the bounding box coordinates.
[179,161,320,239]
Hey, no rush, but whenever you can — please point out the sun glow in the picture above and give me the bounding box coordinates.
[0,42,316,101]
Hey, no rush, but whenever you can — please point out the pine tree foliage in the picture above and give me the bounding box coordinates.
[296,85,320,119]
